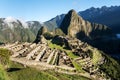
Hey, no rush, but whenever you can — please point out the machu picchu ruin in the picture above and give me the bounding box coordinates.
[0,35,117,80]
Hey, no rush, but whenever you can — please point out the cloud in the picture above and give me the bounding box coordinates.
[19,19,29,28]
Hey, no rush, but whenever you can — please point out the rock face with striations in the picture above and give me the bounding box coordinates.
[60,9,112,39]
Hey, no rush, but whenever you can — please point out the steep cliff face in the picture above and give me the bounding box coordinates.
[60,9,112,39]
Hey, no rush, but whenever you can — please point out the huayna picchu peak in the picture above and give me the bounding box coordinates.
[60,9,112,39]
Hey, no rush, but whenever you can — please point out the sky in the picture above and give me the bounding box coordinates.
[0,0,120,22]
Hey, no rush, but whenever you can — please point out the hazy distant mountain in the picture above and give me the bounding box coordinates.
[79,6,120,33]
[45,6,120,33]
[27,21,43,35]
[44,14,65,31]
[0,17,43,43]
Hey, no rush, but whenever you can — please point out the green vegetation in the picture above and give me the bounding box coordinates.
[100,52,120,80]
[54,28,65,36]
[91,49,102,65]
[46,70,90,80]
[0,48,11,80]
[48,40,78,59]
[87,46,103,65]
[72,61,83,72]
[0,26,36,43]
[0,48,11,67]
[67,51,79,59]
[43,32,54,40]
[0,42,4,45]
[7,62,90,80]
[0,65,9,80]
[48,40,64,50]
[67,52,84,72]
[7,62,58,80]
[88,47,120,79]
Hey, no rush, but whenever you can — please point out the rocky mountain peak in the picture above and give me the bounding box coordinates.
[60,9,112,39]
[67,9,83,20]
[60,9,84,37]
[68,9,77,16]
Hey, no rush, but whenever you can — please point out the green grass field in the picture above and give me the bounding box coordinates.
[0,48,11,80]
[7,62,90,80]
[0,65,9,80]
[48,40,79,59]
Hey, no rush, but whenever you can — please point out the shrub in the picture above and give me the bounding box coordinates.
[0,48,11,68]
[100,53,120,80]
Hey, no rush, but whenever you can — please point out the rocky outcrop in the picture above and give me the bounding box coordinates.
[37,26,48,35]
[34,26,48,43]
[51,36,65,46]
[60,9,112,39]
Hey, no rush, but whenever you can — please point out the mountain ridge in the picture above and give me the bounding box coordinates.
[0,17,43,43]
[44,5,120,33]
[79,5,120,33]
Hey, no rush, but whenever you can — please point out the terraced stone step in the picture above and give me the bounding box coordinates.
[40,48,52,62]
[35,47,47,61]
[47,50,55,64]
[26,45,42,59]
[11,47,29,58]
